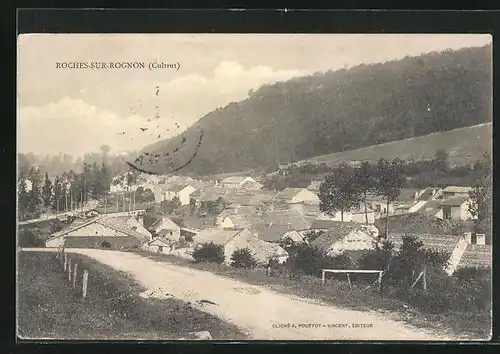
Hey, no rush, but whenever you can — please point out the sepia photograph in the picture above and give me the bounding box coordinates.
[16,33,492,341]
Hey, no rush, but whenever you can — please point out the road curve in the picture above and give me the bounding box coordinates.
[21,248,451,341]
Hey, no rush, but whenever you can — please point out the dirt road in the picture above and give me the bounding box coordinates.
[22,248,450,340]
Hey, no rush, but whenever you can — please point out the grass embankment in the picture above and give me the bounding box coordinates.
[132,249,491,340]
[17,251,246,340]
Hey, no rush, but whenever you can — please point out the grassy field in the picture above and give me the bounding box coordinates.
[17,251,246,340]
[131,249,491,340]
[308,123,492,167]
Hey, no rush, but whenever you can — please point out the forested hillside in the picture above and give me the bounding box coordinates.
[145,44,492,175]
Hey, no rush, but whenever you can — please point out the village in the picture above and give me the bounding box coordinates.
[41,165,491,275]
[16,32,493,341]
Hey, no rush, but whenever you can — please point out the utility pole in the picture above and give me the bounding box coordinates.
[133,190,136,211]
[65,189,68,213]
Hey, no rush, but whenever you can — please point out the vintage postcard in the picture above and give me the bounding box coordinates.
[17,34,492,341]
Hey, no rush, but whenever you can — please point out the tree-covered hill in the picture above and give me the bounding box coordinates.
[144,44,492,176]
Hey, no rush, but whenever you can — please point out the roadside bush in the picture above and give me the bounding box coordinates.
[18,228,45,248]
[358,239,394,271]
[49,220,64,234]
[322,253,355,270]
[286,243,324,276]
[192,242,225,264]
[454,267,491,284]
[391,265,491,315]
[230,248,257,269]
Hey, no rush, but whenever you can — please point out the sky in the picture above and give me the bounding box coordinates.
[17,34,491,158]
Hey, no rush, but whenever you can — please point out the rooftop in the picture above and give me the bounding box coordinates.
[221,176,252,184]
[443,186,473,194]
[276,187,306,200]
[440,195,470,206]
[194,227,245,245]
[310,223,370,253]
[387,233,462,254]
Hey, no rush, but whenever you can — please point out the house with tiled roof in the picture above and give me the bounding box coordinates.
[220,176,256,189]
[45,214,152,250]
[276,187,320,205]
[457,244,492,269]
[193,227,288,264]
[250,210,310,242]
[155,183,197,205]
[387,233,462,255]
[310,223,379,257]
[190,187,227,205]
[439,195,472,221]
[148,216,182,242]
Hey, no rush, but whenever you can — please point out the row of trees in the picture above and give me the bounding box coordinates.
[262,150,491,192]
[318,158,407,236]
[18,162,112,220]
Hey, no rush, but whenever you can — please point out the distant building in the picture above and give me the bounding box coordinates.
[276,187,320,205]
[442,186,473,199]
[153,183,197,205]
[310,223,379,257]
[144,237,175,255]
[364,193,395,217]
[220,176,256,189]
[439,195,472,221]
[148,217,182,242]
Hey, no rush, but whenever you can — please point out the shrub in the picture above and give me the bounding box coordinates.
[230,248,258,269]
[49,220,64,234]
[18,228,45,248]
[286,243,324,276]
[359,239,394,271]
[454,267,491,284]
[192,242,225,264]
[322,253,355,270]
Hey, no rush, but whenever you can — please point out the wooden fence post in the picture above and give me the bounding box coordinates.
[346,273,352,289]
[322,270,325,285]
[68,258,72,282]
[64,253,67,271]
[378,271,383,292]
[73,263,78,288]
[82,270,89,298]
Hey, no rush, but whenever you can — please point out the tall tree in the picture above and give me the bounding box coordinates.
[52,175,64,213]
[375,158,407,237]
[353,161,376,224]
[17,172,30,218]
[41,172,53,209]
[318,163,360,222]
[27,167,43,214]
[468,171,492,235]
